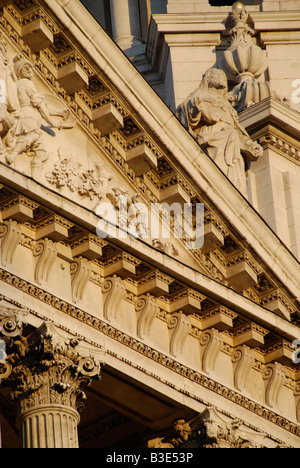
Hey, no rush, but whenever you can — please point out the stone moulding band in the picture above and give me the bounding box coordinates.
[0,268,299,439]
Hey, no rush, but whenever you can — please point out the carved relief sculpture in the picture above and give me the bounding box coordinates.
[176,68,263,196]
[2,54,73,169]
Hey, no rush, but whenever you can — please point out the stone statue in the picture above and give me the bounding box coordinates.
[176,68,263,196]
[0,34,19,159]
[3,55,71,167]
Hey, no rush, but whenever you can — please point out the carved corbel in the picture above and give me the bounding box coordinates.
[168,312,191,358]
[40,34,89,94]
[200,329,222,374]
[102,276,126,322]
[70,257,92,303]
[0,220,22,267]
[231,346,254,392]
[124,143,157,176]
[135,294,158,340]
[263,363,286,408]
[33,238,57,286]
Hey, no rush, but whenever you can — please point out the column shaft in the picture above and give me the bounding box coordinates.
[19,405,80,449]
[109,0,143,50]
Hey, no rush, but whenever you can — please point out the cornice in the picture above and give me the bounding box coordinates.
[239,97,300,140]
[150,11,300,34]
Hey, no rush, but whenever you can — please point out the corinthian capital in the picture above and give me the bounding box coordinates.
[5,321,105,414]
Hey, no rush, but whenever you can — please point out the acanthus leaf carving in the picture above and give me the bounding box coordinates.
[148,407,271,449]
[5,321,104,413]
[0,305,27,339]
[0,302,27,382]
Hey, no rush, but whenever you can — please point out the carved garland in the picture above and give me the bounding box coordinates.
[0,269,299,438]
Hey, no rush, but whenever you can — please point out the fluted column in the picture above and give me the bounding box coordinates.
[19,404,80,449]
[109,0,144,50]
[1,318,104,449]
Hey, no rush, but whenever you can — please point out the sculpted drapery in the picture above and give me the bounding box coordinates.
[0,38,73,169]
[176,68,263,197]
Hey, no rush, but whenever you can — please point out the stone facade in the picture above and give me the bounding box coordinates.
[0,0,299,448]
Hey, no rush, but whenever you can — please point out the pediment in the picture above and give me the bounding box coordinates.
[1,2,300,446]
[0,0,299,352]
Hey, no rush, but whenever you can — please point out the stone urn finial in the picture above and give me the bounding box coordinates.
[223,2,268,83]
[217,1,275,111]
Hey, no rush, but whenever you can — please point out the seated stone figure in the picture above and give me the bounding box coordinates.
[176,68,263,197]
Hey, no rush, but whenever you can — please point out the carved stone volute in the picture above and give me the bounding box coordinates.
[2,321,105,448]
[6,322,103,413]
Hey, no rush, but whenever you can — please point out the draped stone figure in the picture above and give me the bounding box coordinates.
[0,34,19,159]
[176,68,263,197]
[3,55,72,167]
